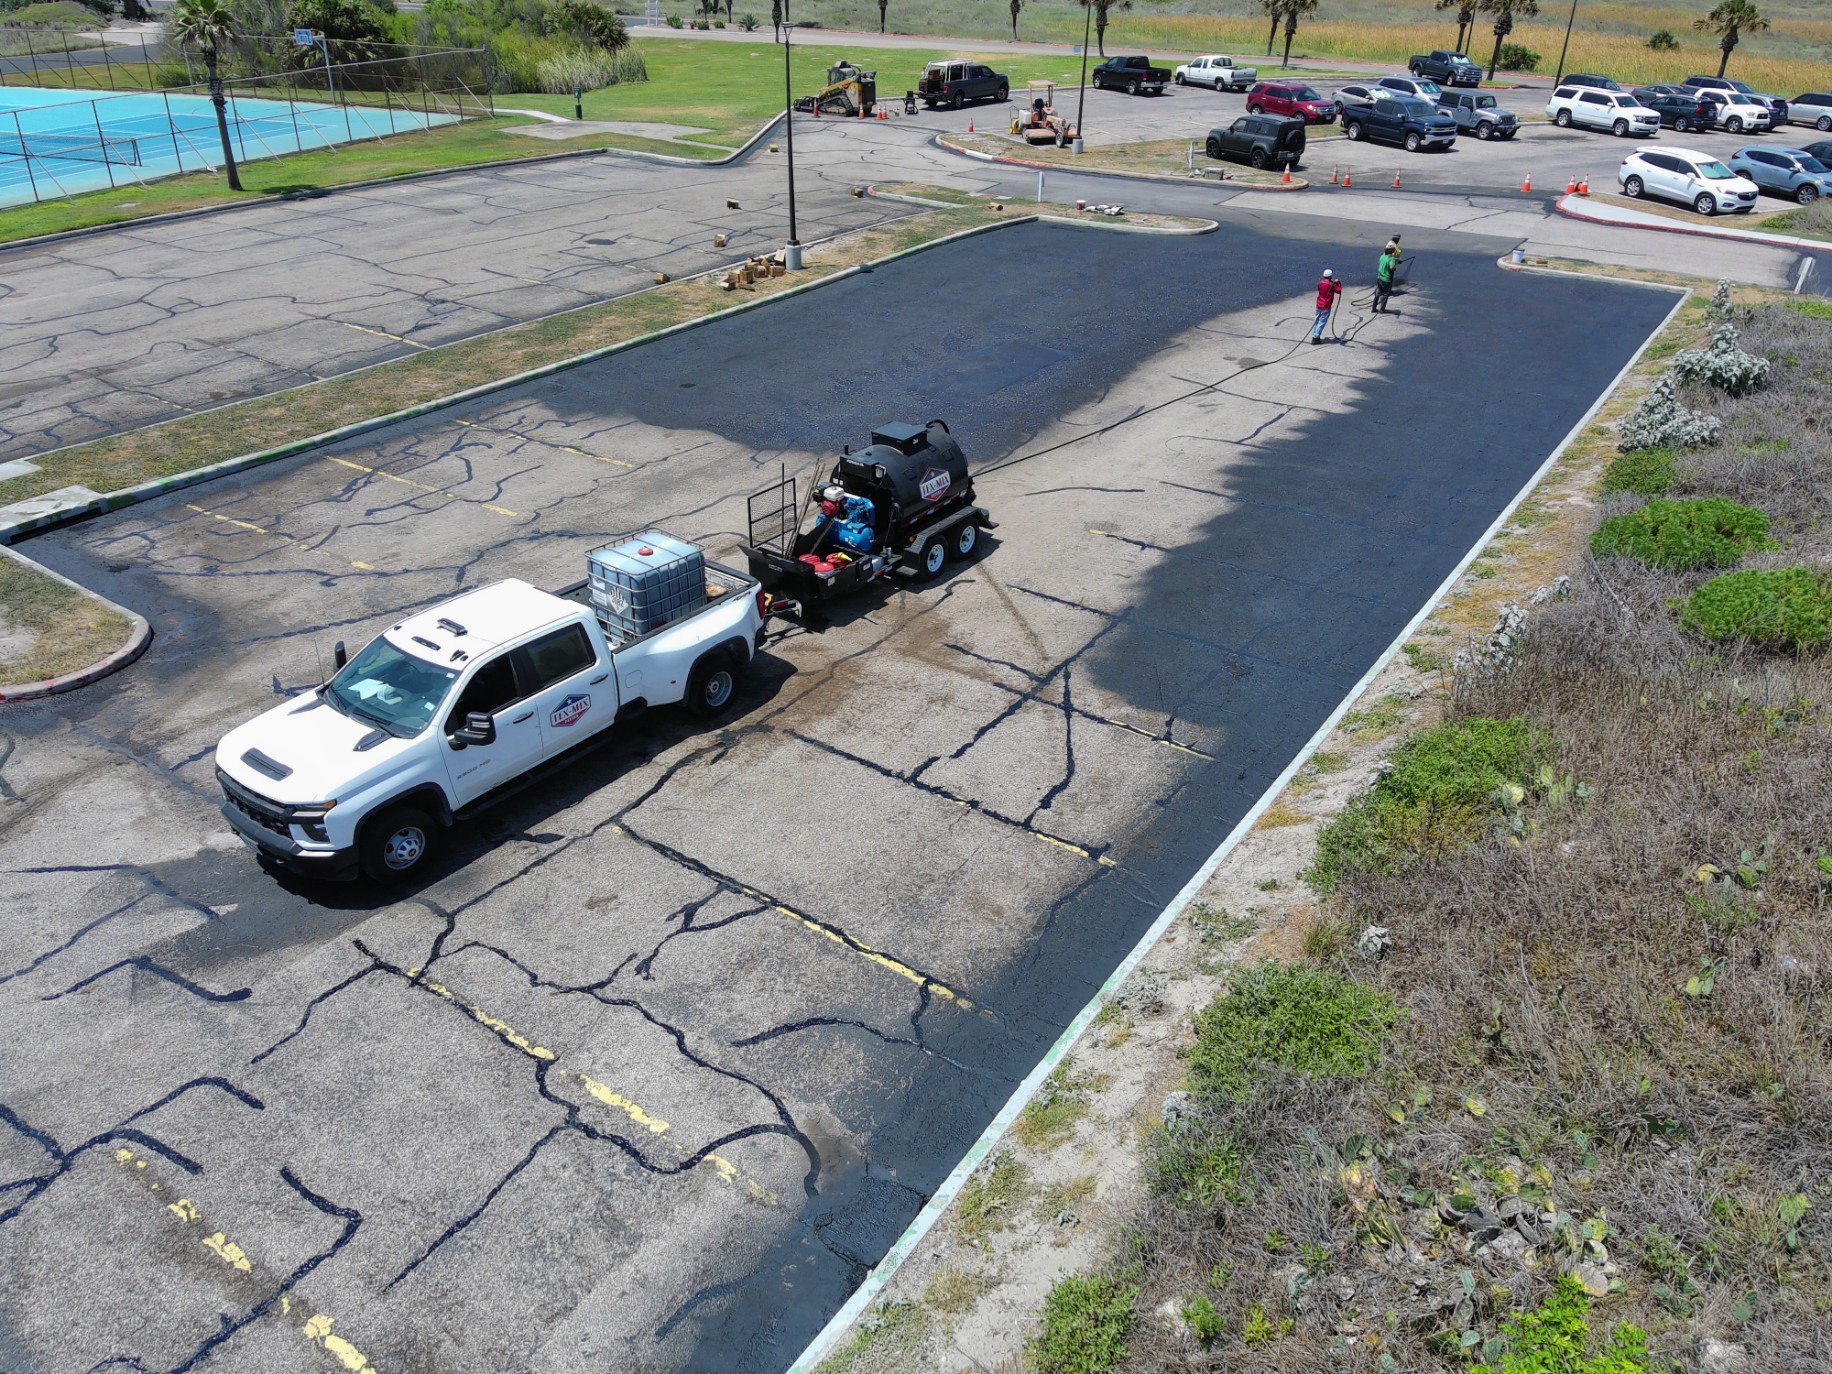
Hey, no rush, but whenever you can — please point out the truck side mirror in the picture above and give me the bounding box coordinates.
[332,640,347,670]
[450,711,496,749]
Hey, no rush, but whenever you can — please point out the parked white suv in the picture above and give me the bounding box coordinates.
[1618,147,1760,216]
[1548,86,1659,136]
[1692,89,1773,134]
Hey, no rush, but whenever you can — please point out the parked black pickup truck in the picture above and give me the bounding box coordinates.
[918,60,1009,109]
[1204,114,1305,169]
[1409,50,1482,86]
[1092,55,1170,95]
[1342,94,1459,151]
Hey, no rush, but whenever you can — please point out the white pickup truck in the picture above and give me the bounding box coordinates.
[215,549,763,883]
[1174,55,1257,92]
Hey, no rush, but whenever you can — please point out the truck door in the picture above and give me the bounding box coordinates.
[513,622,613,760]
[443,652,541,806]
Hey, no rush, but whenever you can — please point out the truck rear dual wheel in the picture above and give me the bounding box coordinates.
[360,805,437,884]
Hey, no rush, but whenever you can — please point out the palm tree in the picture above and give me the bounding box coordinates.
[1437,0,1478,53]
[1009,0,1021,41]
[1695,0,1768,78]
[1280,0,1318,67]
[1262,0,1285,57]
[1478,0,1540,79]
[1079,0,1132,57]
[169,0,242,192]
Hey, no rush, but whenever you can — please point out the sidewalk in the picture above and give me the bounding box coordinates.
[1555,191,1832,256]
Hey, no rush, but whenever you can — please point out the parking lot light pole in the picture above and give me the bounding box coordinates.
[1553,0,1579,85]
[1072,0,1092,154]
[782,6,802,269]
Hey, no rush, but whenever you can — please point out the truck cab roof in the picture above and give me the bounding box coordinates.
[386,579,573,663]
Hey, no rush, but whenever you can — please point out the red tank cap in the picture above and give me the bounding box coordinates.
[638,546,654,556]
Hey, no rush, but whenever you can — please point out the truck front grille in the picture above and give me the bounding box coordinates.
[218,770,292,838]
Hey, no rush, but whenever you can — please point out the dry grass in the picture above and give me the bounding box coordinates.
[0,552,133,687]
[1086,300,1832,1372]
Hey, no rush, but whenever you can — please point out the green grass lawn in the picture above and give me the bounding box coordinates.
[507,37,1092,145]
[0,38,1093,243]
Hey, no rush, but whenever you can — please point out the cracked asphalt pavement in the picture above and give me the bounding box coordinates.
[2,206,1677,1373]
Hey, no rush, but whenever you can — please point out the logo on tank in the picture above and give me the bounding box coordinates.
[549,695,591,728]
[919,467,952,502]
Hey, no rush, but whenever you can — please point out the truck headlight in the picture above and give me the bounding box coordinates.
[293,800,336,843]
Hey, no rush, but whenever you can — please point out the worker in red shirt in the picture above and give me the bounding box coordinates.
[1310,268,1342,344]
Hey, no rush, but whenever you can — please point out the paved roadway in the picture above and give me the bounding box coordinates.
[2,90,1825,474]
[0,208,1679,1372]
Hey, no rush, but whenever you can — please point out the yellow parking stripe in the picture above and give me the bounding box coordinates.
[185,504,298,542]
[339,321,431,350]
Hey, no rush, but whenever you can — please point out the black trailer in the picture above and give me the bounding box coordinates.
[742,419,995,610]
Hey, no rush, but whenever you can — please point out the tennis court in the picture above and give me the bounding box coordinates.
[0,84,460,207]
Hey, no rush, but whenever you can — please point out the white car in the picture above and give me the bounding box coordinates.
[1788,91,1832,131]
[1332,83,1378,111]
[1618,147,1760,215]
[1174,55,1257,92]
[1548,86,1660,136]
[1376,74,1441,101]
[1693,89,1773,134]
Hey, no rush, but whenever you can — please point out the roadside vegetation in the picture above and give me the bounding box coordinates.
[0,550,133,687]
[1021,287,1832,1371]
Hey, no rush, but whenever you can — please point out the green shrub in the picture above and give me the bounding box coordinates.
[1183,963,1396,1100]
[1680,567,1832,652]
[1589,497,1775,571]
[1182,1295,1225,1345]
[739,10,756,27]
[1309,718,1548,891]
[1030,1274,1137,1374]
[1148,1120,1246,1209]
[530,43,645,93]
[1599,446,1675,497]
[543,0,627,50]
[1473,1276,1651,1373]
[1648,27,1679,49]
[1497,42,1539,71]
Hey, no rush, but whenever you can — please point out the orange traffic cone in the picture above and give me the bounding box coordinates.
[1522,173,1532,193]
[812,105,820,118]
[1566,173,1576,193]
[1343,168,1352,187]
[1392,170,1401,188]
[968,118,974,133]
[1282,165,1292,185]
[1579,175,1590,195]
[1330,166,1339,184]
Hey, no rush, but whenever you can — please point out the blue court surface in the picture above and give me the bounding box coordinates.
[0,85,458,206]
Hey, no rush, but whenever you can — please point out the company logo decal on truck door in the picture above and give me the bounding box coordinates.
[919,467,951,502]
[549,695,591,728]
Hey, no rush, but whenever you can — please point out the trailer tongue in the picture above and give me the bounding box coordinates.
[742,419,995,611]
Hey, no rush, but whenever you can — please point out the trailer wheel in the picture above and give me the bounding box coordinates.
[953,522,979,560]
[360,805,436,884]
[920,540,948,579]
[686,650,743,719]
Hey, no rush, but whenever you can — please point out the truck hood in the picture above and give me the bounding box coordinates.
[215,690,428,805]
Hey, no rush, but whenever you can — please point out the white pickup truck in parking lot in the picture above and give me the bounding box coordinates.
[215,540,764,883]
[1174,55,1257,91]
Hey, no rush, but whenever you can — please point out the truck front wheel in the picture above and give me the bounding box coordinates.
[360,806,436,884]
[686,650,744,719]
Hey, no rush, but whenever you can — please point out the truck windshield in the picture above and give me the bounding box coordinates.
[326,637,457,737]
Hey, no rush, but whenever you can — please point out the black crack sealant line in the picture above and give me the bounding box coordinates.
[0,1077,263,1227]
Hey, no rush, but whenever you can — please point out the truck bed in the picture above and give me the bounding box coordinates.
[557,559,758,648]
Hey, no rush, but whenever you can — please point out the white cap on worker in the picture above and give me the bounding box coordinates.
[1322,268,1334,278]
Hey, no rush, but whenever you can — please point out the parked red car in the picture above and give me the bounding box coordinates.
[1246,80,1339,123]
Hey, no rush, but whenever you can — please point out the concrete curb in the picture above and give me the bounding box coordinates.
[935,134,1310,189]
[0,213,1053,546]
[0,113,785,258]
[0,544,150,703]
[1553,191,1832,254]
[1495,251,1703,291]
[782,277,1693,1374]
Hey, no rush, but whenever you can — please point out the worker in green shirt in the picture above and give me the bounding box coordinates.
[1374,243,1400,313]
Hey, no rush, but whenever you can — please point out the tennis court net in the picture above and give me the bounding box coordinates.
[0,129,144,167]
